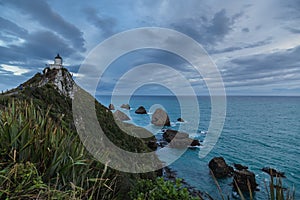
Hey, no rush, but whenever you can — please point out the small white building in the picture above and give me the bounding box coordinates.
[49,54,63,69]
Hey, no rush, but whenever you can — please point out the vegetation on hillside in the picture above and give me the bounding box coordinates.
[0,82,160,199]
[129,178,201,200]
[0,100,119,199]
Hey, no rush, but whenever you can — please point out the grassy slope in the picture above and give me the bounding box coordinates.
[0,83,159,199]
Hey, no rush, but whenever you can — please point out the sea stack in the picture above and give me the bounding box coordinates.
[135,106,147,114]
[208,157,234,178]
[121,104,130,110]
[151,108,171,126]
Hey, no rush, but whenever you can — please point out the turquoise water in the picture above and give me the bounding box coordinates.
[97,96,300,199]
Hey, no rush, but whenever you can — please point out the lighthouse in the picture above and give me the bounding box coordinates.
[49,54,63,69]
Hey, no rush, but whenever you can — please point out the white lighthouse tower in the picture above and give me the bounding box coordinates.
[49,54,63,69]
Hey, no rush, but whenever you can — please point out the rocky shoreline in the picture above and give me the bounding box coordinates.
[163,166,206,199]
[111,104,287,199]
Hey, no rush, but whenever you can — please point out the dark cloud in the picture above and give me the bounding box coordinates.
[283,0,300,18]
[288,27,300,34]
[0,17,28,39]
[0,46,26,63]
[231,46,300,72]
[0,30,75,71]
[4,0,85,51]
[83,7,117,38]
[222,45,300,86]
[211,37,272,54]
[170,9,240,47]
[17,31,75,60]
[206,9,233,39]
[242,28,250,33]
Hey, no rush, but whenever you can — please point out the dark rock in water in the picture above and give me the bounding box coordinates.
[190,140,200,146]
[234,163,248,170]
[135,106,147,114]
[208,157,234,178]
[233,169,258,192]
[113,110,130,121]
[109,103,115,110]
[262,167,286,178]
[147,139,158,151]
[162,129,200,148]
[151,108,171,126]
[163,129,189,142]
[177,118,185,122]
[121,104,130,110]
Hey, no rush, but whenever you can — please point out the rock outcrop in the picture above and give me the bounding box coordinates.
[151,108,171,126]
[135,106,147,114]
[113,110,130,121]
[121,104,130,110]
[177,118,184,122]
[233,169,258,192]
[190,140,200,146]
[109,104,115,110]
[234,163,248,171]
[208,157,234,178]
[18,68,76,99]
[163,129,189,142]
[162,129,200,148]
[262,167,285,178]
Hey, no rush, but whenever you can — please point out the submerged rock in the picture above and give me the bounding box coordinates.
[233,169,258,192]
[121,104,130,110]
[113,110,130,121]
[151,108,171,126]
[109,103,115,110]
[135,106,147,114]
[208,157,234,178]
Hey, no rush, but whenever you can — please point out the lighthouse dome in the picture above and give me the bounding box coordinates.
[54,54,62,65]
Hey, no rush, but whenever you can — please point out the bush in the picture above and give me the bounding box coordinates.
[129,177,200,200]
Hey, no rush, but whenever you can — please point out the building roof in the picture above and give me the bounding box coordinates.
[55,53,62,59]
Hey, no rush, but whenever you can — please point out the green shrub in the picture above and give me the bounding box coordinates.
[129,177,200,200]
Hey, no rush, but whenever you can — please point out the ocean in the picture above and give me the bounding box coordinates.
[97,95,300,199]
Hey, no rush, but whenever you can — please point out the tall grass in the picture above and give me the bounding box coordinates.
[0,100,119,199]
[264,174,295,200]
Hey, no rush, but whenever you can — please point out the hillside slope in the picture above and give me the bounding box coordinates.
[0,67,160,199]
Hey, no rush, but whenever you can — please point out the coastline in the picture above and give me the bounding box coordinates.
[108,99,299,199]
[114,118,206,198]
[163,166,207,199]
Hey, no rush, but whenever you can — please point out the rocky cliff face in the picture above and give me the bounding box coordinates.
[23,68,76,99]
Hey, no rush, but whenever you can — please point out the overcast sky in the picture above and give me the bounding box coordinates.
[0,0,300,96]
